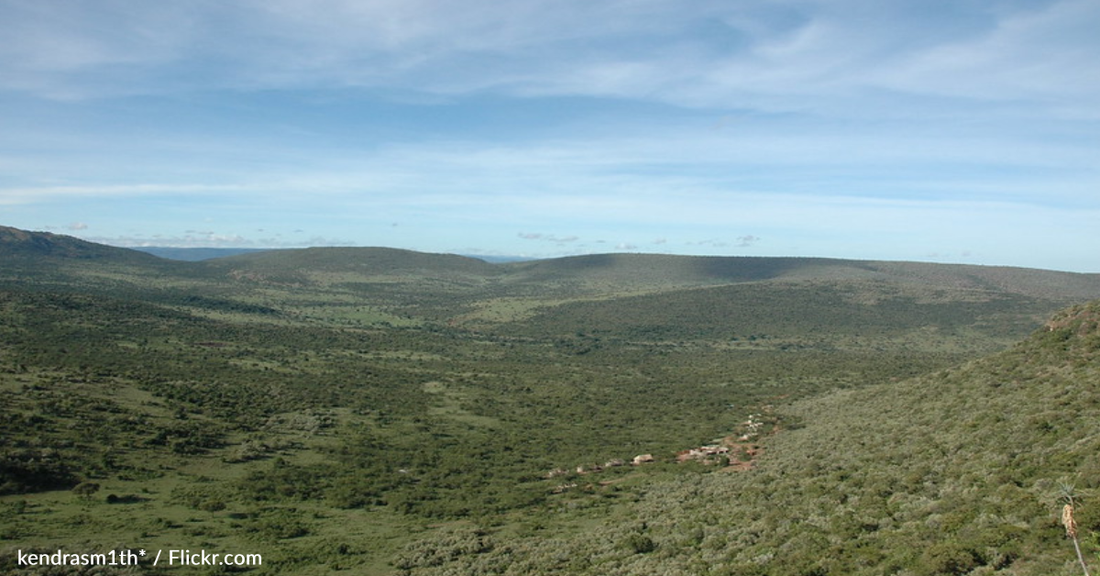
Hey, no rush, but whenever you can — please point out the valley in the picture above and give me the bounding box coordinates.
[2,225,1100,575]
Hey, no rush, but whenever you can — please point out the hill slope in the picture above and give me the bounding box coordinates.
[396,301,1100,576]
[500,252,1100,301]
[3,225,1100,310]
[0,225,162,265]
[132,246,272,261]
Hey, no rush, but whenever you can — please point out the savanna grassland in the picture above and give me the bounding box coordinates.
[2,225,1100,575]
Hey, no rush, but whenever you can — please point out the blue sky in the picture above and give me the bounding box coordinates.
[1,0,1098,272]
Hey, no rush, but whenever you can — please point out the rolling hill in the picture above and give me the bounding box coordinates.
[3,224,1100,575]
[4,225,1100,306]
[0,225,153,262]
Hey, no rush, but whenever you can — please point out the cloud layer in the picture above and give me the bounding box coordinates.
[1,0,1098,271]
[4,0,1096,113]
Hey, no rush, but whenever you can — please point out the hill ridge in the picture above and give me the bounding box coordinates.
[0,225,162,264]
[3,225,1099,302]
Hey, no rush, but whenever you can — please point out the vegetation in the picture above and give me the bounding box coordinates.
[391,300,1100,575]
[2,225,1100,574]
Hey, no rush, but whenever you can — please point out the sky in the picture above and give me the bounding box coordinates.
[1,0,1098,272]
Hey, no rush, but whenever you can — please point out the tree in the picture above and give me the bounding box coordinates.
[72,481,100,500]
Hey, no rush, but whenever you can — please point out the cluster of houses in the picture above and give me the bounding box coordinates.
[736,413,765,441]
[546,413,772,492]
[675,443,730,463]
[547,454,657,493]
[546,453,656,480]
[674,414,767,465]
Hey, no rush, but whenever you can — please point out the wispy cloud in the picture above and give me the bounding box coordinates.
[5,0,1095,117]
[518,232,580,243]
[871,0,1100,112]
[1,0,1097,270]
[85,231,355,249]
[0,184,246,206]
[736,235,760,248]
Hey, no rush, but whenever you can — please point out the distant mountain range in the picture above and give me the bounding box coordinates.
[4,224,1100,302]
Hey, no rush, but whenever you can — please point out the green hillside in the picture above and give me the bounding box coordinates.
[499,253,1100,300]
[395,301,1100,576]
[0,225,160,263]
[490,279,1051,350]
[2,225,1100,575]
[204,246,500,280]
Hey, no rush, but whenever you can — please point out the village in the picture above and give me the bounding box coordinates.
[546,412,773,493]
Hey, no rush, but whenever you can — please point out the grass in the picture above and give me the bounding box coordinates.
[422,381,503,428]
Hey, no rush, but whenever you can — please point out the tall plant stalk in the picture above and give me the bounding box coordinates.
[1061,484,1093,576]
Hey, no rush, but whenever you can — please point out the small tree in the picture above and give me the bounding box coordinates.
[72,481,100,500]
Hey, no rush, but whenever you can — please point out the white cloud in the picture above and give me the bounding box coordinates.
[84,230,355,249]
[871,0,1100,112]
[6,0,1092,117]
[0,184,246,206]
[518,232,580,243]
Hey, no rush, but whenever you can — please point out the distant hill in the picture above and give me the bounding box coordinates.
[0,225,161,264]
[175,244,1100,303]
[199,246,503,288]
[132,246,273,261]
[500,252,820,287]
[4,223,1100,340]
[499,252,1100,301]
[4,225,1098,303]
[463,254,537,264]
[132,246,534,263]
[485,255,1100,345]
